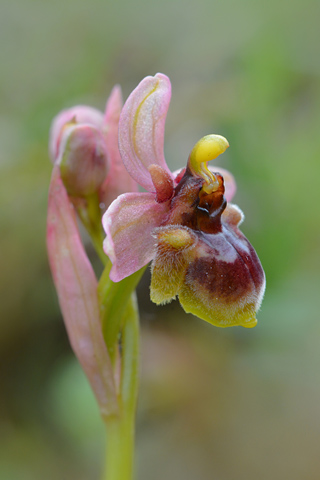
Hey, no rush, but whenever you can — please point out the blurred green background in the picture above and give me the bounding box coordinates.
[1,0,320,478]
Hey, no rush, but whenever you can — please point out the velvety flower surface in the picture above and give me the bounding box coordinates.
[102,74,265,327]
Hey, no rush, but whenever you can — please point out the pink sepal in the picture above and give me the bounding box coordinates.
[99,85,138,211]
[47,166,118,418]
[119,73,173,192]
[102,192,170,281]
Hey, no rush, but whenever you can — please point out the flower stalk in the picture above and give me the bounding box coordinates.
[98,263,146,365]
[102,296,140,480]
[74,193,107,264]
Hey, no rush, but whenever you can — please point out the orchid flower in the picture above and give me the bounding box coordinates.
[102,73,266,328]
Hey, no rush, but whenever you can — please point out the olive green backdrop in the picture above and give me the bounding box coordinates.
[1,0,320,478]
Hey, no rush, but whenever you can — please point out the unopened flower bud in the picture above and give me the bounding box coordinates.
[59,124,109,197]
[49,106,104,162]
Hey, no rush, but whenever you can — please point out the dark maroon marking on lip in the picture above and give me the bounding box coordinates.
[196,207,222,234]
[222,223,265,293]
[165,165,264,304]
[187,244,256,302]
[185,219,265,304]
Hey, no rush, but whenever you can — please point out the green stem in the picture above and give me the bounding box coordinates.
[73,192,142,480]
[75,193,108,265]
[103,411,135,480]
[89,226,107,265]
[120,294,140,413]
[102,294,140,480]
[98,265,146,365]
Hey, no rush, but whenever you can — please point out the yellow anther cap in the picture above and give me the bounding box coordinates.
[189,134,229,193]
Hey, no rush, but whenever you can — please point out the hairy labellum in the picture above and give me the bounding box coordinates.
[151,170,265,328]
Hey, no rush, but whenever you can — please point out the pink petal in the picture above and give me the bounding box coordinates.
[99,85,138,211]
[208,166,236,202]
[103,84,122,126]
[119,73,173,192]
[49,106,104,162]
[47,166,118,418]
[102,192,170,281]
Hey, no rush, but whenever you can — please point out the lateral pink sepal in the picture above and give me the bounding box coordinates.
[47,166,118,418]
[102,192,170,281]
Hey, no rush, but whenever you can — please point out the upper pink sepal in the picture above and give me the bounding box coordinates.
[49,106,104,162]
[102,192,170,281]
[47,166,118,418]
[99,85,138,210]
[119,73,173,192]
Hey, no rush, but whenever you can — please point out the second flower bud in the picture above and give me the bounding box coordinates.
[59,124,109,197]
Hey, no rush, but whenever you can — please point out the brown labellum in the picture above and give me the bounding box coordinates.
[150,169,265,327]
